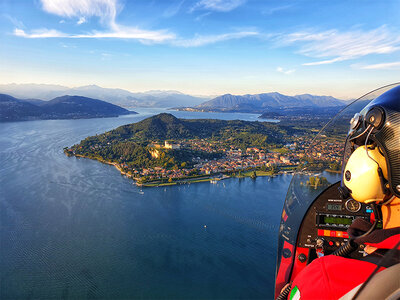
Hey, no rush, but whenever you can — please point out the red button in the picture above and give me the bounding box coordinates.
[328,241,334,246]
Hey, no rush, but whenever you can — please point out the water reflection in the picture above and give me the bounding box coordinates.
[0,114,289,299]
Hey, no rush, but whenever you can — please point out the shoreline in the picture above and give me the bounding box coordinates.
[325,169,341,174]
[67,153,283,188]
[73,154,136,179]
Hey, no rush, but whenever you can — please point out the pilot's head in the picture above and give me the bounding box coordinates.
[341,85,400,212]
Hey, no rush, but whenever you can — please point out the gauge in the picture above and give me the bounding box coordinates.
[345,199,361,213]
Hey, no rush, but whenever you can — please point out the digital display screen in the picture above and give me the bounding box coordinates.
[323,216,352,225]
[327,204,342,211]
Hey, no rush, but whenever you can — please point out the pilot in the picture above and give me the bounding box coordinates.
[286,86,400,300]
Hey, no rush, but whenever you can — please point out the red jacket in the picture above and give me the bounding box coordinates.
[289,255,377,300]
[288,223,400,300]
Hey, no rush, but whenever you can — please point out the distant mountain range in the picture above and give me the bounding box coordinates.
[0,94,134,122]
[0,84,209,109]
[187,92,346,113]
[0,84,351,122]
[0,84,348,115]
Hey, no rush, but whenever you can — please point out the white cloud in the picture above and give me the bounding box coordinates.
[14,27,175,42]
[163,0,185,18]
[277,26,400,65]
[14,0,256,46]
[14,28,67,38]
[40,0,117,25]
[276,67,296,75]
[358,62,400,70]
[262,4,293,15]
[15,0,174,43]
[190,0,246,12]
[101,52,112,60]
[14,27,257,46]
[3,14,25,28]
[77,17,86,25]
[195,12,211,21]
[59,42,76,48]
[173,31,258,47]
[302,57,345,66]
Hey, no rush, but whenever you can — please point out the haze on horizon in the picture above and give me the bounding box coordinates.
[1,0,399,99]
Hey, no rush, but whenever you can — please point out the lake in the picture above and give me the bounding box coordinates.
[0,110,290,299]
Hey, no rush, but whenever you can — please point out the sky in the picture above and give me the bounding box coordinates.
[1,0,400,98]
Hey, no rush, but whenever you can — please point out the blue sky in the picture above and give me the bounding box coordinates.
[1,0,400,98]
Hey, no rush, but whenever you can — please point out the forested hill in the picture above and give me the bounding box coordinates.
[90,113,297,144]
[67,113,304,172]
[0,94,135,122]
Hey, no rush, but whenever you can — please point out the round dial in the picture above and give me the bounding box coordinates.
[345,199,361,213]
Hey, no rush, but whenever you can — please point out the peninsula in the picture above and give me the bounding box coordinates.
[64,113,343,187]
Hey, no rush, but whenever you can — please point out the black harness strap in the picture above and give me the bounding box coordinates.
[360,249,400,268]
[352,240,400,300]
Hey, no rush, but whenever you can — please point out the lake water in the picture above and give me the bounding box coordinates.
[0,110,290,299]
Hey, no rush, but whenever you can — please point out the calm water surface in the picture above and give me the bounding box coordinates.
[0,111,289,299]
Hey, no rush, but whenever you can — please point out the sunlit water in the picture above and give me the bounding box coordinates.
[0,111,289,299]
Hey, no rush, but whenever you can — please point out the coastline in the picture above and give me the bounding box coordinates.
[67,153,281,188]
[325,169,341,174]
[73,153,135,179]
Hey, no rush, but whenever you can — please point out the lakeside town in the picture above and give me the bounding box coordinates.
[67,135,344,187]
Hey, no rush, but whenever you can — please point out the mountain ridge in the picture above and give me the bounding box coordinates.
[196,92,345,111]
[0,84,209,109]
[0,83,348,114]
[0,93,135,122]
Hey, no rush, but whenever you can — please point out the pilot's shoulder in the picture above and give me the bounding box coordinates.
[290,255,377,300]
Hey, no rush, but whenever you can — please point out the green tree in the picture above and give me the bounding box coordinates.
[329,162,340,171]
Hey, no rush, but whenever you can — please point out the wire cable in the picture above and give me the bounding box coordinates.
[348,124,372,143]
[364,126,379,165]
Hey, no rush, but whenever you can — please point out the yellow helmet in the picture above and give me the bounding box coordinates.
[342,146,388,203]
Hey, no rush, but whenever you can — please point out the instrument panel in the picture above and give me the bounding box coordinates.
[297,182,373,261]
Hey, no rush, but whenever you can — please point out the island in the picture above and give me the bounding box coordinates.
[64,113,345,187]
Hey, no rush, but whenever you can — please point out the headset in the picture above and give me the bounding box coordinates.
[338,100,400,239]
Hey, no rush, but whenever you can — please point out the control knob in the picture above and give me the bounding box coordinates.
[316,238,324,248]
